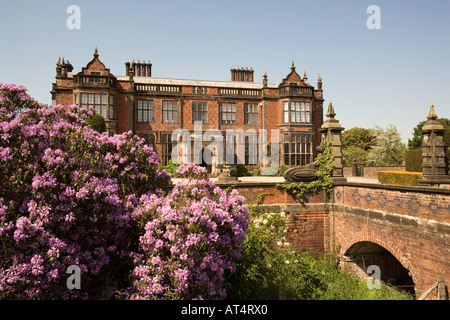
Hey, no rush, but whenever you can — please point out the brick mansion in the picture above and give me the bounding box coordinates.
[51,48,326,171]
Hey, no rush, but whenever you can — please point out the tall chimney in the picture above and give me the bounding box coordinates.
[136,60,141,77]
[146,60,152,77]
[231,66,236,81]
[125,61,130,76]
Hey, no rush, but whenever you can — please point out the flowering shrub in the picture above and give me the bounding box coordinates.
[0,83,37,120]
[0,83,248,300]
[0,84,170,299]
[129,163,249,300]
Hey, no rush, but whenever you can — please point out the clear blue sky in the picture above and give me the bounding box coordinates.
[1,0,449,143]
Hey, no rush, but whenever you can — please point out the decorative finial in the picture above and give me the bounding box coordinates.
[263,69,268,87]
[427,105,437,121]
[291,60,295,69]
[318,73,322,81]
[326,101,336,119]
[57,57,61,65]
[303,71,307,79]
[94,46,99,57]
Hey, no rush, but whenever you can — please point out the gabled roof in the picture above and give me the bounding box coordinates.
[280,61,310,87]
[79,47,114,76]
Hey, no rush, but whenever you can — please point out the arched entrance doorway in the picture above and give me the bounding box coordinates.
[341,241,415,296]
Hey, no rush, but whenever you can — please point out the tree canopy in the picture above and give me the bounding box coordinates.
[368,125,406,166]
[342,127,376,151]
[341,127,376,166]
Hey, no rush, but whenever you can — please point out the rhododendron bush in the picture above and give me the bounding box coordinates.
[0,84,249,300]
[130,164,248,299]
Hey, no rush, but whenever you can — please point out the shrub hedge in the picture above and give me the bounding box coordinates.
[230,164,250,177]
[378,171,422,186]
[405,149,422,172]
[85,113,106,133]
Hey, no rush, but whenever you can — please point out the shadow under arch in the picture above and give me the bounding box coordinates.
[340,240,416,296]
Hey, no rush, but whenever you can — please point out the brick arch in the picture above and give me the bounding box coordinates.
[339,231,418,286]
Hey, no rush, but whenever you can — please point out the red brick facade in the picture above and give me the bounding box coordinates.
[51,49,324,170]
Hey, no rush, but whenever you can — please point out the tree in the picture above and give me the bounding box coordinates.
[85,113,106,133]
[342,127,376,151]
[0,83,41,118]
[341,127,376,166]
[342,146,368,166]
[368,125,406,166]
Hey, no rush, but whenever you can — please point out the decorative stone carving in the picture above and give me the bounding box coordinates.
[217,164,239,183]
[284,161,319,182]
[418,105,450,187]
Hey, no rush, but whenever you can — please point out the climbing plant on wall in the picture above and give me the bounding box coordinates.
[276,140,335,203]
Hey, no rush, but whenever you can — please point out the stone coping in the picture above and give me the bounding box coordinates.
[170,177,450,195]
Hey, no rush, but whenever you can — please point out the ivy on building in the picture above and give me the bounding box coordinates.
[276,140,335,203]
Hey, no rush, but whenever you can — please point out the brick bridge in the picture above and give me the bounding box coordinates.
[217,179,450,299]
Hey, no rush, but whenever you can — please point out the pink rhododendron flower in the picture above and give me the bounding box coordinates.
[0,84,249,300]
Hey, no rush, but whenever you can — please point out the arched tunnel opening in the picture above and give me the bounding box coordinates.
[340,241,415,297]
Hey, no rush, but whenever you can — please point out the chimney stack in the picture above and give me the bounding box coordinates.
[57,57,73,78]
[231,66,254,82]
[126,59,152,77]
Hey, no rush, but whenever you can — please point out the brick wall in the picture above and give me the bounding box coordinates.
[224,182,330,258]
[332,184,449,298]
[219,181,450,299]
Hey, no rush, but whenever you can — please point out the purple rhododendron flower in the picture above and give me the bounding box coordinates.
[129,162,249,300]
[0,84,249,300]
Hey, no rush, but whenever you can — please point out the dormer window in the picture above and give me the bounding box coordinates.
[90,72,101,83]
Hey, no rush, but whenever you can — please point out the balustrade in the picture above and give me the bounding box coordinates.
[73,74,116,88]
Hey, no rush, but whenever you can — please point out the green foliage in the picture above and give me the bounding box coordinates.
[252,164,261,176]
[225,204,413,300]
[405,149,423,172]
[278,164,289,176]
[368,125,406,166]
[312,259,413,300]
[342,127,376,151]
[378,171,421,186]
[229,164,250,177]
[224,206,327,299]
[276,140,335,203]
[85,113,106,133]
[159,159,180,178]
[343,146,368,166]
